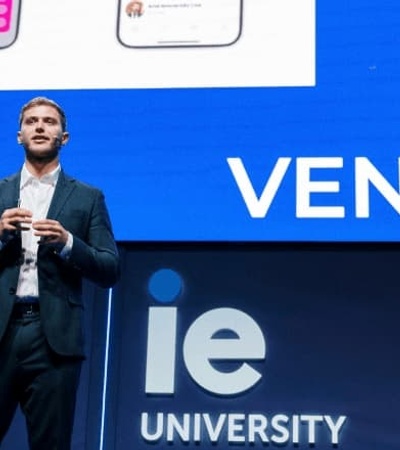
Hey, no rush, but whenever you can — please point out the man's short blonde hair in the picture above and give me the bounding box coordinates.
[19,97,67,131]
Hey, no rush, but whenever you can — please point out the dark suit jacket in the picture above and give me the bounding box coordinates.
[0,170,120,357]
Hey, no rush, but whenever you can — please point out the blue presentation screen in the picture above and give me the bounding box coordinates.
[0,1,399,241]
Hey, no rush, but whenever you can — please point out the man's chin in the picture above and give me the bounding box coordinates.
[25,148,59,163]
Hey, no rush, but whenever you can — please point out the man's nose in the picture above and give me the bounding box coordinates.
[35,121,45,131]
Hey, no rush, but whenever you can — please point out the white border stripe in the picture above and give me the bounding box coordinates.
[99,287,113,450]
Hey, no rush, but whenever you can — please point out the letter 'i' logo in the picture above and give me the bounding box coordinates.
[145,269,267,396]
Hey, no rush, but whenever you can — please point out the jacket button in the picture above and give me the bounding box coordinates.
[9,287,16,295]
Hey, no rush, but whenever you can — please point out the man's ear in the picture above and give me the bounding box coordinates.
[61,132,70,145]
[17,131,23,144]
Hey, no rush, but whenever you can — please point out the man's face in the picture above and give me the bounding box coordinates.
[17,104,69,162]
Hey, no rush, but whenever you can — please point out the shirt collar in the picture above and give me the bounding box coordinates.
[20,164,61,189]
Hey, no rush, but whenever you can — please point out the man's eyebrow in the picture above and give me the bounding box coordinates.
[23,115,59,121]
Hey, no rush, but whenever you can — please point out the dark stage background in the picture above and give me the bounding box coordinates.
[3,244,399,449]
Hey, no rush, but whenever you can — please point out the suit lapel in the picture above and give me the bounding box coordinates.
[1,173,21,209]
[46,171,76,220]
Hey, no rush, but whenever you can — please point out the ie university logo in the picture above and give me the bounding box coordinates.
[144,268,267,396]
[139,268,347,446]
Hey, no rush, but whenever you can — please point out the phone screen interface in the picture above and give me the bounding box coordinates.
[119,0,242,47]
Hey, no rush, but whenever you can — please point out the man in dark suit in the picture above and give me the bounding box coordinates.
[0,97,120,449]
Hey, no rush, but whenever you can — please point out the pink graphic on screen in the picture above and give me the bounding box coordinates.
[0,0,12,32]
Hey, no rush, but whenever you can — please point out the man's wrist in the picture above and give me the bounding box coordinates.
[58,232,73,259]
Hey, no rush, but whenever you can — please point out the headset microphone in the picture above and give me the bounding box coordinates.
[54,135,63,145]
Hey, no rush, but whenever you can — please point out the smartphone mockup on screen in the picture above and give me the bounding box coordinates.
[117,0,243,48]
[0,0,21,49]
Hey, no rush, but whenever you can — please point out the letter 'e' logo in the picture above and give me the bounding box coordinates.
[145,269,267,396]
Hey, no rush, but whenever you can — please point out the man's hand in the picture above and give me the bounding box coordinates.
[32,219,69,247]
[0,207,32,242]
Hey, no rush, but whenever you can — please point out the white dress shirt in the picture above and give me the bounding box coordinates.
[16,164,72,299]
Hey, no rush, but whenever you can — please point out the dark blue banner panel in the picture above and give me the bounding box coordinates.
[105,244,400,449]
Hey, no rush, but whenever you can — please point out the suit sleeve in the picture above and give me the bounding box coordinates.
[66,190,120,288]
